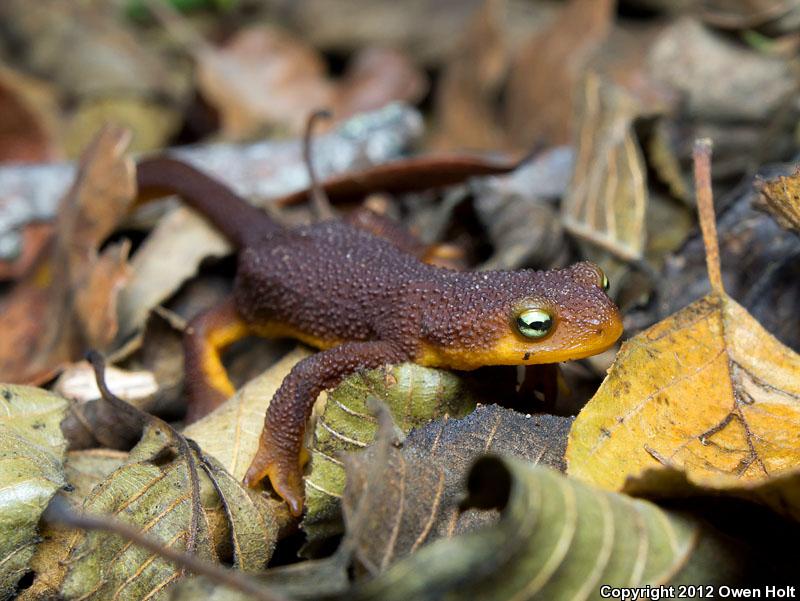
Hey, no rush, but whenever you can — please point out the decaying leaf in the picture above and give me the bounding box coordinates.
[648,18,798,122]
[624,465,800,524]
[190,21,426,140]
[504,0,615,148]
[755,165,800,232]
[562,72,648,264]
[567,142,800,498]
[0,385,68,598]
[51,414,280,600]
[0,62,61,163]
[431,0,509,152]
[304,363,476,543]
[348,457,748,600]
[342,405,572,576]
[472,146,573,270]
[116,207,231,340]
[0,127,135,384]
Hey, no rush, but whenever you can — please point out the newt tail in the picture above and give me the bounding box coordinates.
[136,157,278,247]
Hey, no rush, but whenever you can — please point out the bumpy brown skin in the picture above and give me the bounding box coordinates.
[136,157,623,517]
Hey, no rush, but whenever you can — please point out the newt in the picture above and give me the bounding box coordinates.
[135,156,623,516]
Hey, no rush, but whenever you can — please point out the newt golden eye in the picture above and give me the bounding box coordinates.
[516,309,553,339]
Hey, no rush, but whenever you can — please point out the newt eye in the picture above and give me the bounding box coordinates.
[601,272,610,291]
[516,309,553,339]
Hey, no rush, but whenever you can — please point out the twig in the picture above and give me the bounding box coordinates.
[87,351,203,563]
[303,109,335,220]
[43,496,285,601]
[692,139,724,296]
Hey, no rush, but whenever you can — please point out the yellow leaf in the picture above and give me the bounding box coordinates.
[567,140,800,495]
[755,165,800,232]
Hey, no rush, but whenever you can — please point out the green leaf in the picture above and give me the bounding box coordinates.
[348,457,748,600]
[303,363,476,546]
[0,384,67,598]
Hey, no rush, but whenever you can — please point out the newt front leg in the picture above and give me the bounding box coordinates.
[244,340,410,516]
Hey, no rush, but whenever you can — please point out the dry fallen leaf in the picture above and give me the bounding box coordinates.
[0,126,135,384]
[196,24,334,139]
[333,46,428,121]
[648,18,798,122]
[567,141,800,494]
[183,347,313,482]
[755,165,800,232]
[0,62,61,163]
[562,72,648,264]
[504,0,615,148]
[0,385,68,598]
[430,0,509,152]
[116,207,231,340]
[472,147,573,271]
[342,405,572,576]
[190,21,426,140]
[348,456,749,600]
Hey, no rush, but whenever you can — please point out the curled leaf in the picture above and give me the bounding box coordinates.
[342,405,572,575]
[349,457,746,600]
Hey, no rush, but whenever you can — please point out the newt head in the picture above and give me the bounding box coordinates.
[417,261,623,370]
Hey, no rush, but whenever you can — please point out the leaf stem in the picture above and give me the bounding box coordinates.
[692,139,724,295]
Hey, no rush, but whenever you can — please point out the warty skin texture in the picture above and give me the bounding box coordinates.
[136,157,623,516]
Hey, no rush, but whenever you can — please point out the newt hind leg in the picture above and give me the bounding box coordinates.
[183,296,251,422]
[245,340,409,516]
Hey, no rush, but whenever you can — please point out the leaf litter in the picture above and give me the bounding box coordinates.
[1,1,800,598]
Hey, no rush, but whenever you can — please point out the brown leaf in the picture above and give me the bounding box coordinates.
[342,405,572,576]
[504,0,615,148]
[0,62,61,163]
[273,153,526,208]
[0,127,135,384]
[0,222,54,282]
[116,207,230,340]
[431,0,509,152]
[755,165,800,232]
[74,241,132,349]
[334,47,428,120]
[647,18,798,121]
[196,25,335,139]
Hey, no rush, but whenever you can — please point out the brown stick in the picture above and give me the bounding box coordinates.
[43,496,286,601]
[304,109,335,220]
[692,139,724,296]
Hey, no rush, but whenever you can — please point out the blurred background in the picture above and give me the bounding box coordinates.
[0,0,799,408]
